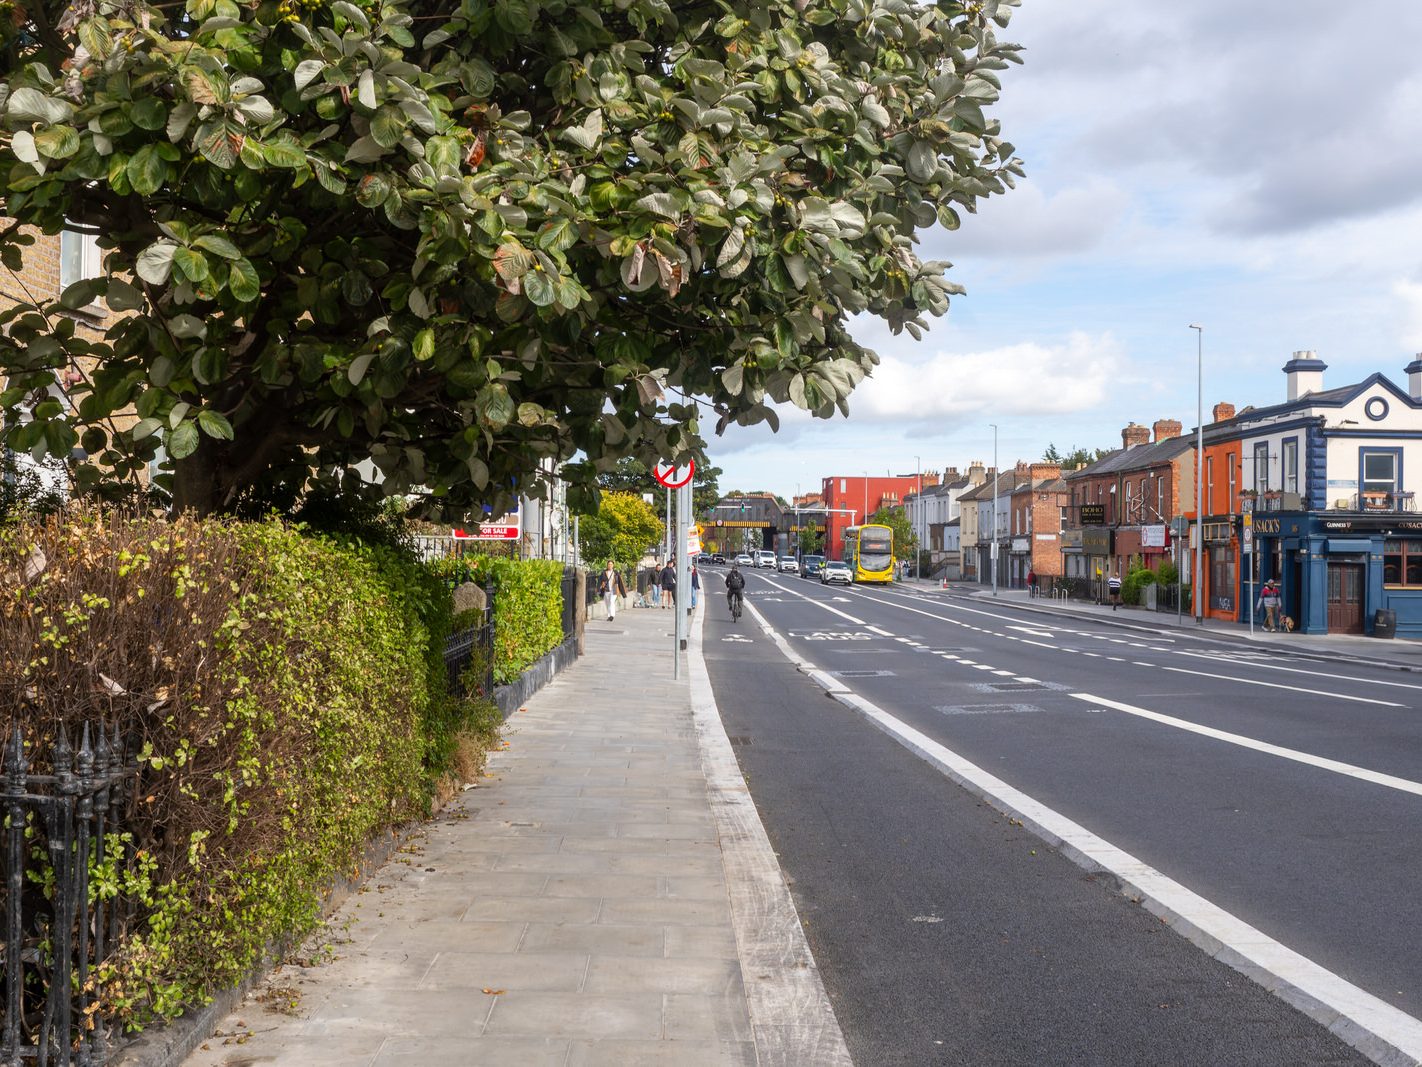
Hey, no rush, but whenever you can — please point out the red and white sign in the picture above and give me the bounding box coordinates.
[453,512,521,541]
[653,459,695,489]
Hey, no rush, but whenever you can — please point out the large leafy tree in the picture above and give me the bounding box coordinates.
[0,0,1023,517]
[599,455,722,516]
[577,488,661,570]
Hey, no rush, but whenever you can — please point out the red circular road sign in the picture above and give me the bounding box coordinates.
[653,460,696,489]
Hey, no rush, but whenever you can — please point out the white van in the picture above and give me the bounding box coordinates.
[754,550,776,569]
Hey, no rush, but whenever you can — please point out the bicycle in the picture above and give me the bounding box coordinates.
[727,590,743,622]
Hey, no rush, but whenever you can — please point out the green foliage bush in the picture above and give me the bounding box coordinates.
[1121,555,1157,606]
[428,555,567,684]
[0,512,497,1028]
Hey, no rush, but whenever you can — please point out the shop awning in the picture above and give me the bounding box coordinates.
[1326,538,1373,554]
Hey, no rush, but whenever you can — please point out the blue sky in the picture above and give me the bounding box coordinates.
[704,0,1422,498]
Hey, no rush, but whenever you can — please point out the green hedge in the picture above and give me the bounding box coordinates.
[428,556,568,684]
[0,513,496,1028]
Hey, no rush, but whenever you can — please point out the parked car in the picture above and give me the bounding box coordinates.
[800,554,826,578]
[754,550,776,569]
[778,556,798,573]
[821,560,854,586]
[734,553,754,566]
[711,553,726,564]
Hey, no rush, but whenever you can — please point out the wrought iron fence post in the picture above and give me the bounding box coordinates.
[4,726,28,1067]
[484,582,496,698]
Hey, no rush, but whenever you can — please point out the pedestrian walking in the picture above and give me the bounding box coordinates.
[597,560,627,621]
[648,563,660,608]
[1260,578,1282,632]
[690,564,700,609]
[1027,568,1037,598]
[1108,570,1122,610]
[660,558,677,608]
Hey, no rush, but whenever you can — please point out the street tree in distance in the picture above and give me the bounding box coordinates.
[576,490,662,572]
[0,0,1023,518]
[1043,443,1111,470]
[868,505,915,562]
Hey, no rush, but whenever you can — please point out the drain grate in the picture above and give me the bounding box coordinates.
[986,681,1050,692]
[831,669,896,678]
[728,735,752,747]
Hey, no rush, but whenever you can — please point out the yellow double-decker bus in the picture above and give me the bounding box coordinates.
[842,524,895,583]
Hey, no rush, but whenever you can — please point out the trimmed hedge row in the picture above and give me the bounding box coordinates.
[0,513,497,1028]
[429,555,567,684]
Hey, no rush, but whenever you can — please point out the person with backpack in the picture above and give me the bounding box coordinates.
[725,563,746,620]
[597,560,627,621]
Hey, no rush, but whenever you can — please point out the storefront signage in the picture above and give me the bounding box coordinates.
[1079,504,1105,525]
[1254,518,1282,534]
[1012,538,1030,552]
[1081,527,1113,555]
[1061,529,1083,550]
[1141,524,1166,548]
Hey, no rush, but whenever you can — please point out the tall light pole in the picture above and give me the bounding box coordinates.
[1190,324,1204,626]
[862,471,869,524]
[990,424,999,597]
[915,455,922,582]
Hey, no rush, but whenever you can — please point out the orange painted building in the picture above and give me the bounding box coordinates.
[1188,403,1246,621]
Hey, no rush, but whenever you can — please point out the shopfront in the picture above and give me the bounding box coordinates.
[1081,527,1112,602]
[1248,513,1422,635]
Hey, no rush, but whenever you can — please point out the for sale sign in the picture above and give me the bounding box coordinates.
[453,511,521,540]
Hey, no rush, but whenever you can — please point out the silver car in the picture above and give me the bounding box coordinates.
[820,561,854,585]
[778,556,798,573]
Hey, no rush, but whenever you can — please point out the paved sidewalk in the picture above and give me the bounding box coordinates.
[182,605,846,1066]
[900,579,1422,670]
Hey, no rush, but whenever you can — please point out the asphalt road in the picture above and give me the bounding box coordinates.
[700,565,1420,1066]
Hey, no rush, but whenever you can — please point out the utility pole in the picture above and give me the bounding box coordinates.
[1190,324,1204,626]
[990,424,999,597]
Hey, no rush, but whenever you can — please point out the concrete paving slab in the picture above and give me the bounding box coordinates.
[519,922,665,958]
[564,1038,757,1066]
[583,956,743,996]
[372,1037,570,1066]
[482,991,664,1039]
[418,951,589,992]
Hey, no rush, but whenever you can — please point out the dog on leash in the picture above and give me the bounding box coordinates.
[1280,615,1295,633]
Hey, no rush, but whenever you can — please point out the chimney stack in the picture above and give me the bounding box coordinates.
[1014,460,1031,476]
[1283,350,1326,401]
[967,462,986,485]
[1029,463,1061,482]
[1212,402,1236,423]
[1152,418,1182,442]
[1121,423,1150,449]
[1408,355,1422,402]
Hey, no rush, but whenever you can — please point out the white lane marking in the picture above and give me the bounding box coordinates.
[757,574,865,624]
[1008,625,1057,638]
[748,610,1422,1065]
[1172,649,1422,691]
[973,664,994,671]
[688,603,854,1064]
[1021,640,1058,651]
[1076,693,1422,798]
[861,586,1183,641]
[992,670,1016,676]
[1015,677,1041,684]
[1154,665,1404,708]
[866,625,893,637]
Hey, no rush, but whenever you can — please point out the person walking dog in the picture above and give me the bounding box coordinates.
[597,560,627,621]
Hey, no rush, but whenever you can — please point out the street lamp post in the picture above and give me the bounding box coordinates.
[990,424,999,597]
[915,455,922,582]
[1190,324,1204,626]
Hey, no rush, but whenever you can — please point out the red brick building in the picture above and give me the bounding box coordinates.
[820,473,938,561]
[1007,463,1069,586]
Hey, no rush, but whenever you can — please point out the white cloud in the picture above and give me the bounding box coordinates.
[935,178,1126,259]
[849,332,1125,422]
[1394,280,1422,352]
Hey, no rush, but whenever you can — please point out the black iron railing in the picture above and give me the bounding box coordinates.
[2,721,140,1067]
[559,568,578,642]
[444,585,495,699]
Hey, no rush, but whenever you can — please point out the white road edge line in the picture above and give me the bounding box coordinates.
[688,602,853,1065]
[744,611,1422,1065]
[756,573,865,624]
[1076,692,1422,799]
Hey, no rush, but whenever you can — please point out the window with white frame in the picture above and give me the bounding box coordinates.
[1282,439,1298,495]
[60,230,102,292]
[1254,442,1269,492]
[1228,461,1236,511]
[1361,450,1399,495]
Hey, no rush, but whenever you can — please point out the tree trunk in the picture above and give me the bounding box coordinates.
[169,437,220,518]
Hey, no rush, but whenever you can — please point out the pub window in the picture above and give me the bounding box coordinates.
[1383,540,1422,585]
[1361,450,1398,495]
[1282,439,1298,495]
[1254,442,1269,492]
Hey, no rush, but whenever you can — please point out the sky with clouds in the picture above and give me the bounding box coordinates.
[702,0,1422,500]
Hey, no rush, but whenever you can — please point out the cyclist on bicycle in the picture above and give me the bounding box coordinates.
[725,564,746,620]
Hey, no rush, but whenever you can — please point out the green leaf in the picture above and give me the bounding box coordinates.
[168,421,200,459]
[6,88,74,124]
[227,258,260,302]
[194,234,242,260]
[131,417,163,441]
[369,105,408,149]
[135,241,178,285]
[167,313,207,338]
[413,328,435,361]
[77,18,114,59]
[523,270,556,307]
[293,59,324,90]
[197,409,233,440]
[172,247,211,283]
[356,173,391,207]
[59,279,101,310]
[10,130,37,165]
[721,364,744,396]
[476,383,515,429]
[131,98,167,131]
[34,125,80,160]
[197,123,241,169]
[261,136,306,168]
[105,279,145,311]
[348,352,376,384]
[167,102,198,142]
[344,136,387,163]
[536,218,578,253]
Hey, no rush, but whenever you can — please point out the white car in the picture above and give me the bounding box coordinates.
[821,561,854,586]
[778,556,798,573]
[734,554,754,567]
[754,550,776,568]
